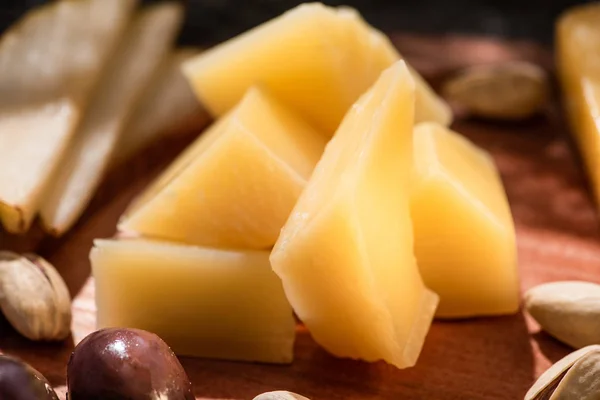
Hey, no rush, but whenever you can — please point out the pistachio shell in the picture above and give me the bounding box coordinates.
[253,391,310,400]
[551,349,600,399]
[526,345,600,400]
[442,61,548,120]
[0,253,71,341]
[525,281,600,348]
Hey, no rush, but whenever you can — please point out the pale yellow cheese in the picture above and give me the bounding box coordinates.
[39,3,183,236]
[119,86,326,249]
[557,4,600,205]
[182,2,451,136]
[0,0,136,233]
[91,238,295,363]
[270,61,438,369]
[411,123,519,318]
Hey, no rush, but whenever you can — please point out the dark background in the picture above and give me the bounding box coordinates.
[0,0,595,45]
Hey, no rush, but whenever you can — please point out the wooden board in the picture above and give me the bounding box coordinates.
[0,34,597,400]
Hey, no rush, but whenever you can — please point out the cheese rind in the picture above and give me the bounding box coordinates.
[270,61,438,369]
[411,123,519,318]
[119,86,326,249]
[182,2,451,135]
[91,239,295,363]
[557,4,600,205]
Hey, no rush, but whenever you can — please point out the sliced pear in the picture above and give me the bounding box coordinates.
[0,0,137,233]
[40,3,184,236]
[113,48,211,166]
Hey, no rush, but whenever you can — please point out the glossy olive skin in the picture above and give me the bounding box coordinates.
[67,328,194,400]
[0,355,59,400]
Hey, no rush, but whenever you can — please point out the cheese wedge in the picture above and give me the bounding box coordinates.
[270,61,438,369]
[39,3,183,236]
[119,86,326,249]
[557,4,600,205]
[91,239,295,363]
[0,0,136,233]
[182,2,451,136]
[411,123,519,318]
[113,48,210,165]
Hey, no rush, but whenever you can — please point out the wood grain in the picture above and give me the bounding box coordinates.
[0,34,597,400]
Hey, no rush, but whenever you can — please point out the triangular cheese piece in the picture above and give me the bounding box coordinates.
[411,123,519,318]
[119,86,326,249]
[270,61,438,369]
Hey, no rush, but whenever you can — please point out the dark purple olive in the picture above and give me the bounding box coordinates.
[67,328,194,400]
[0,355,59,400]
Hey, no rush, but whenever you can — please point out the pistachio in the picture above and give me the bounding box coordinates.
[526,345,600,400]
[0,251,71,341]
[253,391,310,400]
[441,61,549,120]
[525,281,600,348]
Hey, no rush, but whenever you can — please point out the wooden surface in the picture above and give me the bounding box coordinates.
[1,35,597,400]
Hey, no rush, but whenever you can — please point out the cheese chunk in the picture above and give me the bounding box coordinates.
[270,62,438,369]
[182,3,451,135]
[119,87,326,249]
[411,123,519,318]
[91,239,295,363]
[557,4,600,205]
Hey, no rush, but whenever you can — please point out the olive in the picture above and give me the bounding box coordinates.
[0,355,59,400]
[254,392,310,400]
[67,328,194,400]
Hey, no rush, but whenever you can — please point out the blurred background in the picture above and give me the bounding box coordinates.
[0,0,596,45]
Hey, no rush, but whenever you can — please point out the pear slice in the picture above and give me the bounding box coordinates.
[113,48,211,166]
[0,0,137,233]
[40,3,184,236]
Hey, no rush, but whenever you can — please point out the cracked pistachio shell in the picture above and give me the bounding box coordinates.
[526,345,600,400]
